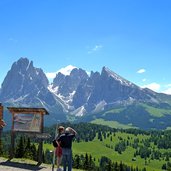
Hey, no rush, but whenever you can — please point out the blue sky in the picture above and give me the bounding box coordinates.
[0,0,171,94]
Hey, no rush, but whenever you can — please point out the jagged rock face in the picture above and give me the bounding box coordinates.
[0,57,158,118]
[0,57,50,104]
[72,67,155,112]
[53,72,66,87]
[72,71,100,109]
[99,67,152,102]
[53,68,89,96]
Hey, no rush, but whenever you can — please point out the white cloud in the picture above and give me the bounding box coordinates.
[142,78,146,82]
[166,84,171,87]
[137,69,146,74]
[140,82,171,95]
[162,88,171,95]
[45,65,77,80]
[58,65,77,75]
[162,84,171,95]
[88,44,103,54]
[141,82,161,92]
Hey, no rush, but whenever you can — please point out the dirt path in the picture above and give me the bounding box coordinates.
[0,157,52,171]
[0,158,83,171]
[0,165,51,171]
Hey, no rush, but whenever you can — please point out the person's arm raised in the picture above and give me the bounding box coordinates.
[68,127,77,135]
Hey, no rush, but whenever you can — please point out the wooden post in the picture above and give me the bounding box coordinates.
[0,103,3,154]
[10,112,15,159]
[37,112,44,165]
[0,103,3,120]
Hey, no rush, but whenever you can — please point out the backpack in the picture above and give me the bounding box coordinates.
[52,139,58,147]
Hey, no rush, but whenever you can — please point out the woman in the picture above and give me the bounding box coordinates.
[55,126,65,171]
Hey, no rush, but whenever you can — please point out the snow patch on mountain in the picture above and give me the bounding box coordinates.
[70,106,86,116]
[36,70,39,75]
[103,67,133,87]
[57,92,74,105]
[48,84,76,104]
[92,100,107,113]
[48,84,58,94]
[48,84,77,112]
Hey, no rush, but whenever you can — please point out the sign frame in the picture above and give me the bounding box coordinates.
[7,107,49,163]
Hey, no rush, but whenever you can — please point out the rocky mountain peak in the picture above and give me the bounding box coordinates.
[101,66,133,87]
[52,67,89,97]
[0,57,49,102]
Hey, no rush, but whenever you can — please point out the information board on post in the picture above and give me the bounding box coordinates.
[7,107,49,161]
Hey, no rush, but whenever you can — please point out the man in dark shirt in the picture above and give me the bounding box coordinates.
[57,127,77,171]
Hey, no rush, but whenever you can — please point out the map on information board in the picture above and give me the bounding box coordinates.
[13,113,42,132]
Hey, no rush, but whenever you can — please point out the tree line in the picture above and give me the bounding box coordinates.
[2,122,171,170]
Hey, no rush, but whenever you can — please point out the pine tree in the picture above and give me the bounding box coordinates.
[89,154,96,170]
[106,160,112,171]
[114,161,118,171]
[0,139,3,155]
[42,150,45,163]
[83,153,89,170]
[31,144,37,161]
[24,137,32,159]
[74,154,81,169]
[119,161,124,171]
[15,136,24,158]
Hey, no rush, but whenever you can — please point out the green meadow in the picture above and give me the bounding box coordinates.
[91,118,137,129]
[44,131,167,171]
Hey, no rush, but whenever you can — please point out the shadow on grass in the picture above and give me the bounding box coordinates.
[0,159,47,170]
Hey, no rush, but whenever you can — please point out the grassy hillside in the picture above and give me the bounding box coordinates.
[43,129,170,171]
[81,102,171,130]
[156,93,171,105]
[91,118,137,129]
[72,134,163,171]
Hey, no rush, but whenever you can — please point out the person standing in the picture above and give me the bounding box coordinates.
[57,127,77,171]
[0,119,6,128]
[55,126,65,171]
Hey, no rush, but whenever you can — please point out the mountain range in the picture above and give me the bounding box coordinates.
[1,57,171,130]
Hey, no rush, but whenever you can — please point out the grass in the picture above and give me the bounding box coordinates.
[104,108,125,115]
[141,103,171,117]
[91,118,137,129]
[44,131,166,171]
[72,134,165,171]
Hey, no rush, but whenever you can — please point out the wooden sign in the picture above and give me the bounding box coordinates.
[0,103,3,121]
[7,107,49,163]
[0,104,5,128]
[8,107,49,133]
